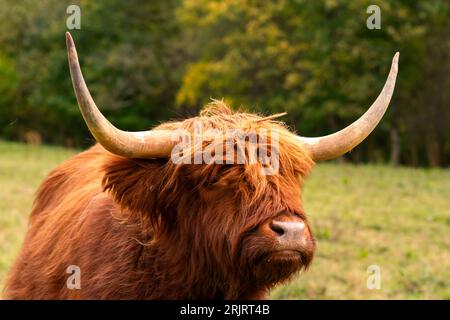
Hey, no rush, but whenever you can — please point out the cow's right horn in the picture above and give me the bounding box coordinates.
[66,32,174,158]
[297,52,399,161]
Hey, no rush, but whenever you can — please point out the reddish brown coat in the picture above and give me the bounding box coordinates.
[4,103,315,299]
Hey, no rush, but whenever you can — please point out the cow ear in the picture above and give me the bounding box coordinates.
[102,155,166,216]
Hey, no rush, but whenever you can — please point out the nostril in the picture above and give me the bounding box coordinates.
[270,221,285,237]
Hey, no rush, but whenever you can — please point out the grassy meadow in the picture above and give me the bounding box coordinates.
[0,140,449,299]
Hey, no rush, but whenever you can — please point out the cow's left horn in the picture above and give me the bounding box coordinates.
[297,52,399,161]
[66,32,174,158]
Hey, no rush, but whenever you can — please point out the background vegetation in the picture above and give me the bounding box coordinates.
[0,0,449,166]
[0,141,449,298]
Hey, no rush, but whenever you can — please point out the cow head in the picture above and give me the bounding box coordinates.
[65,32,398,297]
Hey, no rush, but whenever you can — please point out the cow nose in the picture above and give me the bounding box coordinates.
[270,220,305,246]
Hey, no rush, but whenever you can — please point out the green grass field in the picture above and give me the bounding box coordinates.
[0,140,449,299]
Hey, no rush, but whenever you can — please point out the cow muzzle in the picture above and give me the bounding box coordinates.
[260,215,315,256]
[270,220,308,251]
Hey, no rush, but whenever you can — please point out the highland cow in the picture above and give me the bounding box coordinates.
[3,33,399,299]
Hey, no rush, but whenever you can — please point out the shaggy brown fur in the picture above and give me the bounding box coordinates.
[4,101,315,299]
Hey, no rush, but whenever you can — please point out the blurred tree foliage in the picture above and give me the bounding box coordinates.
[0,0,448,166]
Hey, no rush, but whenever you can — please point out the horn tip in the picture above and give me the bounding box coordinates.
[66,32,74,49]
[393,52,400,65]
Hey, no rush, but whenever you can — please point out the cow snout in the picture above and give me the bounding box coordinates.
[270,220,306,249]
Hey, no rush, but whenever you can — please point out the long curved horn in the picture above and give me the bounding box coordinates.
[298,52,399,161]
[66,32,174,158]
